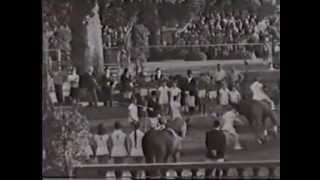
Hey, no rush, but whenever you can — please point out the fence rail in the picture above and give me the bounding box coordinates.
[73,160,280,179]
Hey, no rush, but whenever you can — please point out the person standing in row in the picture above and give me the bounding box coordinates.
[127,122,145,177]
[158,81,170,116]
[214,64,227,104]
[82,66,99,107]
[67,67,80,104]
[170,95,183,120]
[170,81,181,105]
[229,86,241,105]
[109,121,128,179]
[100,66,114,108]
[120,68,133,101]
[218,83,230,107]
[147,91,161,129]
[228,67,244,89]
[128,121,145,163]
[52,66,66,105]
[128,97,139,126]
[197,74,208,116]
[94,124,109,163]
[186,70,197,115]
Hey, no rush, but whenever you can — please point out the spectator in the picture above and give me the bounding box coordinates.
[186,70,197,115]
[170,81,182,104]
[128,97,139,125]
[205,120,227,177]
[228,67,244,89]
[100,66,114,107]
[120,68,133,101]
[197,74,208,116]
[218,83,230,106]
[147,91,161,129]
[82,66,99,107]
[154,67,163,82]
[229,86,241,105]
[214,64,227,104]
[170,95,183,120]
[214,64,227,90]
[52,66,66,105]
[158,81,170,115]
[67,67,80,104]
[93,124,109,163]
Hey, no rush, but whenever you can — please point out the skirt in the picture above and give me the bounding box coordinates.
[130,147,144,157]
[111,146,128,157]
[96,146,109,156]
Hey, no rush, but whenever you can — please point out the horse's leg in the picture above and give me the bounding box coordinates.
[250,116,264,144]
[268,110,279,139]
[144,151,154,178]
[155,151,166,178]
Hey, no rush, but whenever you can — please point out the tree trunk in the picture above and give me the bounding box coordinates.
[70,0,104,76]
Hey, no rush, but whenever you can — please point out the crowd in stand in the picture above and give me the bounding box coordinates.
[170,10,280,60]
[43,0,280,62]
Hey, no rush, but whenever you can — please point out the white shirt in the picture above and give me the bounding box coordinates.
[215,70,226,82]
[170,87,181,101]
[229,90,241,104]
[128,103,139,123]
[94,134,109,156]
[170,100,182,119]
[158,86,169,104]
[110,130,128,157]
[67,74,79,88]
[219,88,230,105]
[250,81,267,100]
[129,130,145,157]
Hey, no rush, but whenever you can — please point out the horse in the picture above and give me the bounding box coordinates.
[231,98,279,144]
[141,117,187,177]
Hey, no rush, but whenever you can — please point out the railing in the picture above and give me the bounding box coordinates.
[73,160,280,179]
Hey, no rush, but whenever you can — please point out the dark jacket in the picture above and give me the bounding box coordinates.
[186,77,197,95]
[147,98,161,118]
[80,72,98,90]
[205,128,226,159]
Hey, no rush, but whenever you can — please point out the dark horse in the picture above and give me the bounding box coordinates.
[232,98,279,144]
[142,117,186,177]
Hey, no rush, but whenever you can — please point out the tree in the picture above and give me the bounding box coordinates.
[70,0,104,76]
